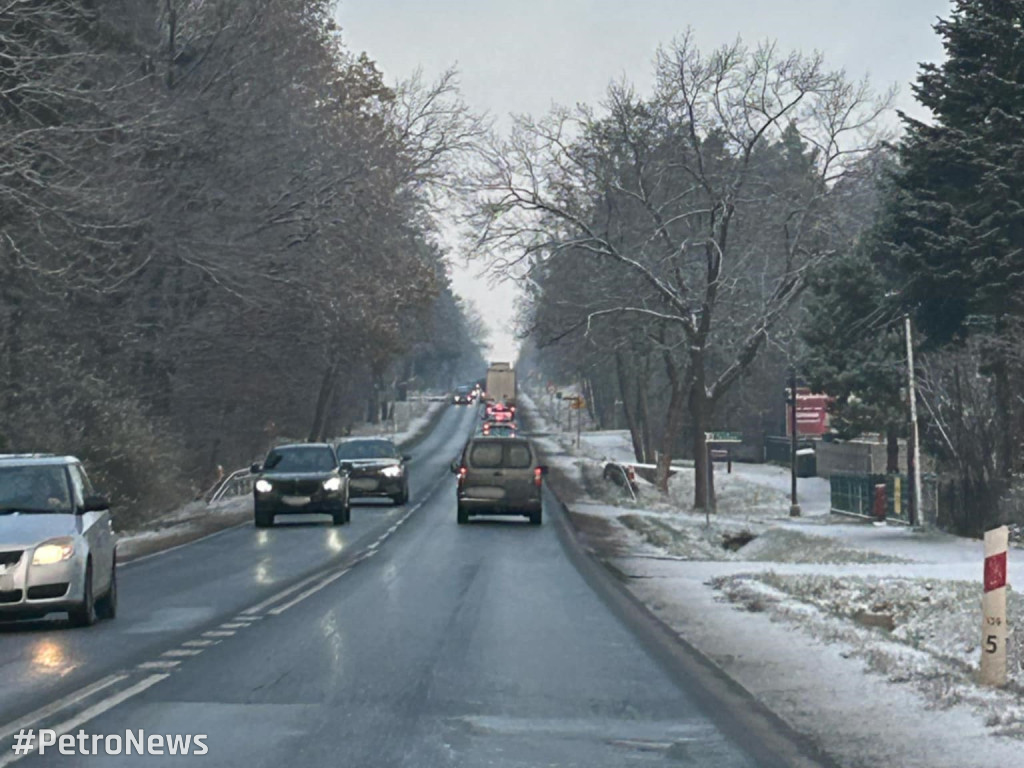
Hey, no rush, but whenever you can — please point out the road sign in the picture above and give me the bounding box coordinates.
[981,525,1009,687]
[705,431,742,443]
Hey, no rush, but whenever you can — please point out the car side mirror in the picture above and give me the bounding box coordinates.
[81,494,110,513]
[450,460,460,474]
[403,455,412,462]
[250,463,261,474]
[340,461,353,472]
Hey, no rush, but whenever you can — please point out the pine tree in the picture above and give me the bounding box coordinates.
[884,0,1024,340]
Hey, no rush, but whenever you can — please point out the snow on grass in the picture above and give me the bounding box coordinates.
[710,571,1024,737]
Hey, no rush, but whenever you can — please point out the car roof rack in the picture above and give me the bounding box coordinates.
[0,453,58,459]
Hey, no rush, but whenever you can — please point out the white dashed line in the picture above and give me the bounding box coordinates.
[219,622,248,629]
[203,630,236,638]
[182,639,217,648]
[162,648,204,658]
[267,568,351,615]
[138,660,180,670]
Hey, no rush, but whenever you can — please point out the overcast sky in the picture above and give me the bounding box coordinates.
[335,0,953,362]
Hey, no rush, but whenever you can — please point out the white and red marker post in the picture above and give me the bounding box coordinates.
[980,525,1009,687]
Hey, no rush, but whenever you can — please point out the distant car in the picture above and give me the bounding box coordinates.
[0,454,117,627]
[335,438,410,505]
[451,437,546,525]
[251,443,350,527]
[452,386,475,405]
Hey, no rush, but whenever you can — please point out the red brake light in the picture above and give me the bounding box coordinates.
[533,467,543,486]
[458,466,467,478]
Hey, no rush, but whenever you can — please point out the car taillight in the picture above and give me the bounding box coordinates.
[534,467,543,487]
[458,466,467,480]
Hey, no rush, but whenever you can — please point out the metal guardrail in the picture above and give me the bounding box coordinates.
[209,468,256,503]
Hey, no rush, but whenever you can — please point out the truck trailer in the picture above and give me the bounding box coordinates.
[485,362,516,407]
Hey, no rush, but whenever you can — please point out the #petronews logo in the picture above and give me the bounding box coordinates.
[12,728,209,757]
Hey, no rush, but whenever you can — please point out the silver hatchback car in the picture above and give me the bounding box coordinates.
[0,455,117,626]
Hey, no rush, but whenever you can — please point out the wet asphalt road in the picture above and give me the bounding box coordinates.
[0,405,762,767]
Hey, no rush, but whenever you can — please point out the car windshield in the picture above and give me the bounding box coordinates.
[264,447,336,473]
[0,465,73,514]
[335,440,398,460]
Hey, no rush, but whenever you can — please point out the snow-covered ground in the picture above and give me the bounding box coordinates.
[116,397,447,562]
[522,389,1024,768]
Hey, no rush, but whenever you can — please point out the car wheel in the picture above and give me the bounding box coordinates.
[69,561,97,628]
[96,562,117,620]
[255,511,273,528]
[457,505,468,525]
[529,508,543,526]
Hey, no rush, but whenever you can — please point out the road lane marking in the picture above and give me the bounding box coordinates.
[203,630,235,638]
[138,660,180,670]
[161,648,203,658]
[0,674,169,767]
[219,622,248,629]
[240,570,330,615]
[267,568,351,615]
[0,674,128,745]
[182,639,217,648]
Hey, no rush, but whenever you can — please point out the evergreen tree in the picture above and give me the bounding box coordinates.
[884,0,1024,339]
[880,0,1024,477]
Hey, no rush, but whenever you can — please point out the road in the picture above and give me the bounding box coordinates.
[0,405,767,767]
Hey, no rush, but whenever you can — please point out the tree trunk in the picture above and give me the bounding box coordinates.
[655,380,687,493]
[885,425,900,474]
[691,385,712,510]
[637,356,654,463]
[308,362,338,442]
[615,352,646,463]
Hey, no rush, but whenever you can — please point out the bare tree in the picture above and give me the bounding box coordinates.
[477,33,892,505]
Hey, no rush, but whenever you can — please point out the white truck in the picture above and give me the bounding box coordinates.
[485,362,516,406]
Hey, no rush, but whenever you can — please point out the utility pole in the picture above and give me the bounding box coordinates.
[905,315,923,526]
[789,366,801,517]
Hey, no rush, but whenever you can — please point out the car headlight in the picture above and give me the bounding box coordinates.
[381,465,403,478]
[255,479,273,493]
[32,539,75,566]
[323,477,343,492]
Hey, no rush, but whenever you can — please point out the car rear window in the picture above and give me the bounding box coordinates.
[468,441,532,469]
[469,442,504,468]
[505,443,533,468]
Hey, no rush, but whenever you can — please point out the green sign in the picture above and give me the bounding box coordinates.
[705,431,742,443]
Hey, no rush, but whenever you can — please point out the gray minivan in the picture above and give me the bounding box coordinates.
[451,437,547,525]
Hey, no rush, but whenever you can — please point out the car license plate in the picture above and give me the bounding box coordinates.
[351,479,378,492]
[282,496,311,506]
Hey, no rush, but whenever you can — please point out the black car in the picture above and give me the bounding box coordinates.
[451,386,474,405]
[251,443,351,528]
[334,438,410,505]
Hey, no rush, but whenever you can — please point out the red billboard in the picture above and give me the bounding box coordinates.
[786,389,831,436]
